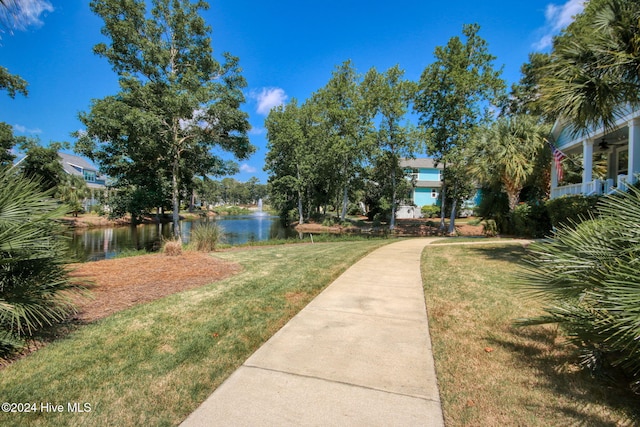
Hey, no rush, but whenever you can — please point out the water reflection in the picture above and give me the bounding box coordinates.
[66,215,294,262]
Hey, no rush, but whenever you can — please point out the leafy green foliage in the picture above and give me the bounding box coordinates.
[521,186,640,391]
[18,140,67,191]
[0,65,28,99]
[78,0,253,237]
[545,194,600,228]
[362,65,422,229]
[512,202,551,238]
[421,204,440,218]
[0,168,80,360]
[470,115,550,212]
[539,0,640,132]
[414,23,506,232]
[0,122,17,167]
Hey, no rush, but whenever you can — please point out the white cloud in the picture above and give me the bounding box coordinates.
[248,126,265,136]
[12,124,42,134]
[533,0,586,50]
[252,88,288,115]
[240,163,257,173]
[1,0,54,32]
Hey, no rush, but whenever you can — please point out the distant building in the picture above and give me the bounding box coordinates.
[401,158,442,207]
[58,152,108,210]
[399,158,480,218]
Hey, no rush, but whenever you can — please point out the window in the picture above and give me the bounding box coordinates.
[83,170,96,182]
[431,188,438,198]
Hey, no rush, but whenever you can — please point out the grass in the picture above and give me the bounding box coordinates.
[421,243,640,426]
[0,239,391,426]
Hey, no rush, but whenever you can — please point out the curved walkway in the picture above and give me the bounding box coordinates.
[181,238,444,426]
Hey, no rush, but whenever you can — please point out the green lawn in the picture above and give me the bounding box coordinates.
[0,239,390,427]
[422,243,639,426]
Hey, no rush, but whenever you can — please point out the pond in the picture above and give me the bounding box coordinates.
[66,214,296,262]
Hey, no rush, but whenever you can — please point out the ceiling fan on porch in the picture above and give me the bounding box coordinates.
[599,137,609,151]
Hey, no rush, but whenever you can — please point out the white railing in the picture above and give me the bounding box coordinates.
[553,175,639,199]
[552,179,608,199]
[618,174,630,192]
[551,183,583,199]
[604,178,615,194]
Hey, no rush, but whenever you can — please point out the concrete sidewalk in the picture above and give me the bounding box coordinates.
[181,238,444,427]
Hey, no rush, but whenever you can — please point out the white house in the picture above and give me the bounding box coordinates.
[550,104,640,199]
[58,152,108,209]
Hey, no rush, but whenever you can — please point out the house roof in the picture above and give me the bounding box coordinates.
[58,152,99,175]
[399,158,441,169]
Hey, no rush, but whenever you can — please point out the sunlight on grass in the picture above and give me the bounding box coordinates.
[422,243,639,426]
[0,240,390,426]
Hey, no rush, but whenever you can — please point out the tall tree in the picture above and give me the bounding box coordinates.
[362,65,422,229]
[313,60,373,221]
[76,0,253,237]
[539,0,640,132]
[415,24,505,233]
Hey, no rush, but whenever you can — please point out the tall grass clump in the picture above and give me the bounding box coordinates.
[0,168,81,361]
[520,185,640,392]
[162,238,183,256]
[191,222,225,252]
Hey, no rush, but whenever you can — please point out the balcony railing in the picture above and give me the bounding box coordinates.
[551,175,635,199]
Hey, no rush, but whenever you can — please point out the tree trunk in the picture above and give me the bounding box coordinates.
[439,182,447,232]
[390,167,397,230]
[297,165,304,225]
[172,158,181,240]
[507,189,520,213]
[448,199,457,235]
[448,182,458,235]
[340,185,348,221]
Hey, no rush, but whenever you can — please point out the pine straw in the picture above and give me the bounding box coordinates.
[68,252,241,322]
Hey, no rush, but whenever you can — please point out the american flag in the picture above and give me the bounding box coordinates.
[551,144,567,182]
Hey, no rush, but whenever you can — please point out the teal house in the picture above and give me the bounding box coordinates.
[400,158,480,217]
[400,158,442,207]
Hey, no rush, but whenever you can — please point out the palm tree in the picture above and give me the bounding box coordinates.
[0,167,81,360]
[520,185,640,392]
[539,0,640,132]
[470,115,550,212]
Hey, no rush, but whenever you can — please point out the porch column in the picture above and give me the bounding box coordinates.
[582,139,593,193]
[629,118,640,184]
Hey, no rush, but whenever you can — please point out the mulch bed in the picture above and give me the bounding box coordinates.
[68,252,241,322]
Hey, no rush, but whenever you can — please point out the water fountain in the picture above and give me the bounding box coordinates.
[255,198,267,216]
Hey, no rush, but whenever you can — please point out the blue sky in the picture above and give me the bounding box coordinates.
[1,0,585,183]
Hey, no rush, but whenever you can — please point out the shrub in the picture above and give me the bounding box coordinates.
[162,239,183,256]
[545,194,600,228]
[482,219,498,237]
[421,204,440,218]
[520,186,640,391]
[512,202,552,238]
[190,222,225,252]
[0,168,81,360]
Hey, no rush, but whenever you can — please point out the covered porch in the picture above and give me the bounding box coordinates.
[550,106,640,199]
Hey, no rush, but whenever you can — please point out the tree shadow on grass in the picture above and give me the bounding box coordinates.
[461,244,528,264]
[487,325,640,425]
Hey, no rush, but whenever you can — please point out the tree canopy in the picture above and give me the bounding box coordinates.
[414,23,505,232]
[76,0,254,233]
[539,0,640,132]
